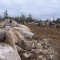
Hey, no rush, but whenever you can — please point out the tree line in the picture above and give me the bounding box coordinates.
[0,10,37,23]
[0,10,60,24]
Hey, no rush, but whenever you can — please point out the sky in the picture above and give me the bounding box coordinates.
[0,0,60,20]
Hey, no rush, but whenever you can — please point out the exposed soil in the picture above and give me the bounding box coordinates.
[25,24,60,60]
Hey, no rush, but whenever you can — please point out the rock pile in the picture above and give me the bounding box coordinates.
[0,19,57,60]
[19,39,57,60]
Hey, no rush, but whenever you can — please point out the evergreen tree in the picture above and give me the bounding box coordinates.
[27,14,33,22]
[4,10,8,19]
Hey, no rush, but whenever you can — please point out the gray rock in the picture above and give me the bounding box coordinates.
[23,52,32,59]
[41,50,48,55]
[31,49,41,54]
[3,26,11,31]
[36,43,43,49]
[42,58,46,60]
[16,45,26,52]
[43,39,48,44]
[0,43,21,60]
[37,54,44,60]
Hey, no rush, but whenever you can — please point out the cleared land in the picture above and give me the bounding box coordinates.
[25,23,60,60]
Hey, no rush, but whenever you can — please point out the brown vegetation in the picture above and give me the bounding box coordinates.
[25,23,60,60]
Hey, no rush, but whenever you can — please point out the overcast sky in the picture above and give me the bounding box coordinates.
[0,0,60,20]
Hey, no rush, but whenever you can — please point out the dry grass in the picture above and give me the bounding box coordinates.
[24,24,60,60]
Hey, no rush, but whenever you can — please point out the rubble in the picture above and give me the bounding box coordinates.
[0,19,57,60]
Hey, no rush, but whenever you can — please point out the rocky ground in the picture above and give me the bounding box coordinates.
[24,23,60,60]
[19,38,57,60]
[0,20,59,60]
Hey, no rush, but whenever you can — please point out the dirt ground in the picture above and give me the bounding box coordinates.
[25,24,60,60]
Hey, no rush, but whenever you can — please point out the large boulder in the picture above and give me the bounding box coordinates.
[12,27,34,39]
[3,19,34,39]
[0,43,21,60]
